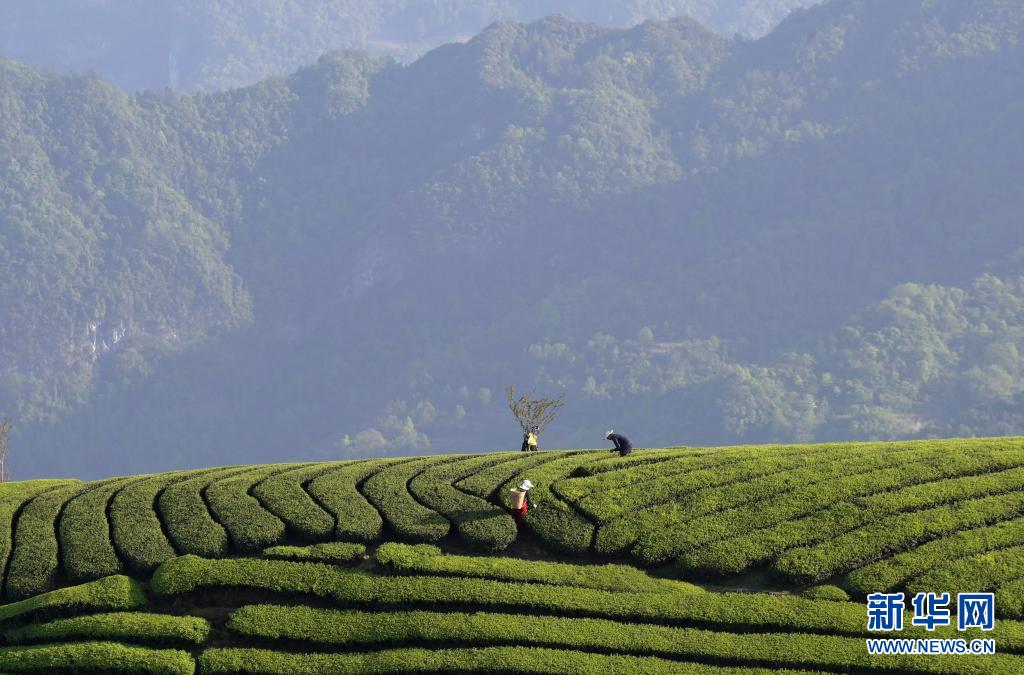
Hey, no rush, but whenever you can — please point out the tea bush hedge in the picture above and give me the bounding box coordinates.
[59,477,142,582]
[251,463,340,541]
[0,641,194,673]
[361,457,456,542]
[0,481,76,595]
[263,542,365,563]
[305,459,405,542]
[407,454,518,550]
[636,447,1024,566]
[455,451,577,499]
[6,483,92,599]
[109,470,206,573]
[846,516,1024,594]
[198,645,762,675]
[4,612,210,645]
[157,467,250,558]
[0,576,145,625]
[205,466,292,552]
[375,542,700,593]
[225,605,1020,673]
[776,491,1024,583]
[682,462,1024,576]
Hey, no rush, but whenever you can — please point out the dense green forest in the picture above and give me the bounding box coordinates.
[2,0,1023,477]
[0,0,818,91]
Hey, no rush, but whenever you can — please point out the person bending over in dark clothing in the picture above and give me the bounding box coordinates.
[606,430,633,456]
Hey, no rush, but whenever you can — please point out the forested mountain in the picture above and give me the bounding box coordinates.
[0,0,818,92]
[2,0,1023,478]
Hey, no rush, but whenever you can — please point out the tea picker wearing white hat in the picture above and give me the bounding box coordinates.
[606,429,633,457]
[510,478,537,522]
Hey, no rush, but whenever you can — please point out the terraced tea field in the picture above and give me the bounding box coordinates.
[1,438,1023,672]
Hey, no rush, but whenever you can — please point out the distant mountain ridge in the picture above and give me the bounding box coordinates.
[0,0,821,92]
[2,0,1023,477]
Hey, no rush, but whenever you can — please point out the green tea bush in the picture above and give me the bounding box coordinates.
[552,448,712,495]
[154,556,1024,649]
[847,516,1024,594]
[682,462,1024,576]
[205,466,292,552]
[110,470,206,573]
[455,451,578,498]
[306,459,405,542]
[907,544,1024,596]
[6,483,90,599]
[251,463,341,541]
[60,477,141,582]
[0,576,145,625]
[776,491,1024,583]
[0,641,194,673]
[198,645,732,675]
[574,443,893,523]
[633,447,1021,564]
[376,543,700,593]
[0,481,76,594]
[361,457,455,542]
[148,556,864,635]
[498,454,598,554]
[997,579,1024,618]
[158,467,250,558]
[5,612,210,645]
[225,605,1023,673]
[408,454,518,550]
[800,585,851,601]
[263,542,365,563]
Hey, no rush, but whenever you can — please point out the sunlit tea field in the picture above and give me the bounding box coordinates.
[1,438,1022,672]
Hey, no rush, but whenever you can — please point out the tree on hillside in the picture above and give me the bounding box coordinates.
[0,417,11,482]
[506,386,564,449]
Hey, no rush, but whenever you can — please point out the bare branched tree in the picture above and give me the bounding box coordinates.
[0,417,10,483]
[505,385,564,437]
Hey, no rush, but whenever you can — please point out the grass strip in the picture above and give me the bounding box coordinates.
[5,612,210,645]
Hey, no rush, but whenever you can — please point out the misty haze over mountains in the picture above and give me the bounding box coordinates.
[1,0,1023,478]
[1,1,820,91]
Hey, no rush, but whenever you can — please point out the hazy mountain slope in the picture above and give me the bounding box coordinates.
[3,0,1024,477]
[0,1,820,92]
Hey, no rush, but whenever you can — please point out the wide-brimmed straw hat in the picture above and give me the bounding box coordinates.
[517,479,534,491]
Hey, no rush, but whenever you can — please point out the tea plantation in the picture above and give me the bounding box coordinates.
[1,438,1023,672]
